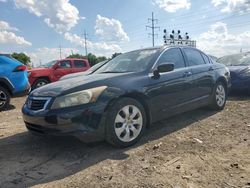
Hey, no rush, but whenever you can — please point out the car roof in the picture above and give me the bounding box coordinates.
[0,55,22,65]
[122,45,201,55]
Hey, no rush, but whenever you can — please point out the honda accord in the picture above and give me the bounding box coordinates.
[22,46,230,147]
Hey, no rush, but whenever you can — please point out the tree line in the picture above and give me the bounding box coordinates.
[10,52,122,67]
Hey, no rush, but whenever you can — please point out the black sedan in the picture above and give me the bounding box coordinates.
[22,46,230,147]
[217,53,250,93]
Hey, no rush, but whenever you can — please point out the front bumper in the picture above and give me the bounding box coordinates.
[22,101,108,142]
[13,85,31,97]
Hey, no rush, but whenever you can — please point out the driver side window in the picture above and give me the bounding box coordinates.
[158,48,186,69]
[58,60,71,69]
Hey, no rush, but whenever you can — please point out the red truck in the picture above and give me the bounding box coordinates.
[28,58,90,90]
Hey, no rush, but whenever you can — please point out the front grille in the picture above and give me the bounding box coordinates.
[27,97,51,111]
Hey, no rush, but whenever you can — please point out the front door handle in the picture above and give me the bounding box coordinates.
[183,71,192,77]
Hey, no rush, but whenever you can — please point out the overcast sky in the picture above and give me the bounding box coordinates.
[1,0,250,66]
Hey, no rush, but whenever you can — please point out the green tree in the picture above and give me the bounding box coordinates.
[11,52,31,66]
[87,53,98,66]
[97,56,107,63]
[112,52,122,59]
[67,53,86,59]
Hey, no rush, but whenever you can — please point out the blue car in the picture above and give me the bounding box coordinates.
[0,55,30,110]
[217,53,250,93]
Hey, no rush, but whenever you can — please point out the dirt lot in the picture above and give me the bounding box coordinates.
[0,95,250,188]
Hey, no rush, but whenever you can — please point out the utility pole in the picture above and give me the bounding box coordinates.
[59,44,62,59]
[146,12,160,47]
[84,29,88,56]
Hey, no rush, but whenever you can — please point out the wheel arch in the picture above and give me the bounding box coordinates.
[0,77,14,96]
[105,92,152,128]
[35,76,51,82]
[216,76,228,93]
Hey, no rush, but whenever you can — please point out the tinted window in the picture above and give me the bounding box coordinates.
[74,60,86,68]
[184,49,206,66]
[58,60,71,68]
[158,48,185,69]
[201,53,210,64]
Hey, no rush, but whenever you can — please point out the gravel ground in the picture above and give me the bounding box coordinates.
[0,95,250,188]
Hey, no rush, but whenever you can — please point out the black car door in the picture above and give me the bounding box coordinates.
[147,48,193,122]
[182,48,215,101]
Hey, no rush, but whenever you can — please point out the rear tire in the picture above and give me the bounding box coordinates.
[105,98,146,148]
[0,86,10,111]
[32,78,49,90]
[209,81,227,110]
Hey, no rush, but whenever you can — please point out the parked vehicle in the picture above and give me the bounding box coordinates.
[208,55,218,62]
[28,58,91,90]
[60,60,108,81]
[22,46,230,147]
[0,55,30,111]
[217,53,250,92]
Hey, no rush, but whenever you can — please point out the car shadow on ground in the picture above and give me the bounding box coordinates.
[1,104,16,111]
[0,107,217,187]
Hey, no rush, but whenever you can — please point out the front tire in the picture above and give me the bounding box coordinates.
[210,81,227,110]
[105,98,146,147]
[32,78,49,90]
[0,86,10,111]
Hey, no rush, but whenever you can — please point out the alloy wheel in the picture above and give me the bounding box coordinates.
[215,84,226,107]
[114,105,143,142]
[0,90,7,107]
[36,81,47,88]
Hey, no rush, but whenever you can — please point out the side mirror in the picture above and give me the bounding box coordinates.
[153,63,174,78]
[157,63,174,73]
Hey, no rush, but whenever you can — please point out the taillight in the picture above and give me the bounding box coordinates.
[13,65,27,72]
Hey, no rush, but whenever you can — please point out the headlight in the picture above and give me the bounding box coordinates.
[51,86,107,109]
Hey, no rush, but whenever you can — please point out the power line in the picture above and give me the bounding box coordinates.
[59,44,62,59]
[83,29,88,56]
[146,12,160,47]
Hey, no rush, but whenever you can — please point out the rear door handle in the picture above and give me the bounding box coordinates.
[183,71,192,77]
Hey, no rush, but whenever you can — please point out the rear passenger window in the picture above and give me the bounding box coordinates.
[58,60,71,68]
[158,48,185,69]
[201,53,210,64]
[74,60,86,68]
[183,49,206,66]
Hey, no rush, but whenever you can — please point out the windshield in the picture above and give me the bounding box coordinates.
[218,53,250,66]
[89,60,107,72]
[95,49,159,73]
[40,60,57,68]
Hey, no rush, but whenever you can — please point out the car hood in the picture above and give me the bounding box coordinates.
[228,65,250,74]
[28,67,51,72]
[31,72,132,97]
[60,71,91,81]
